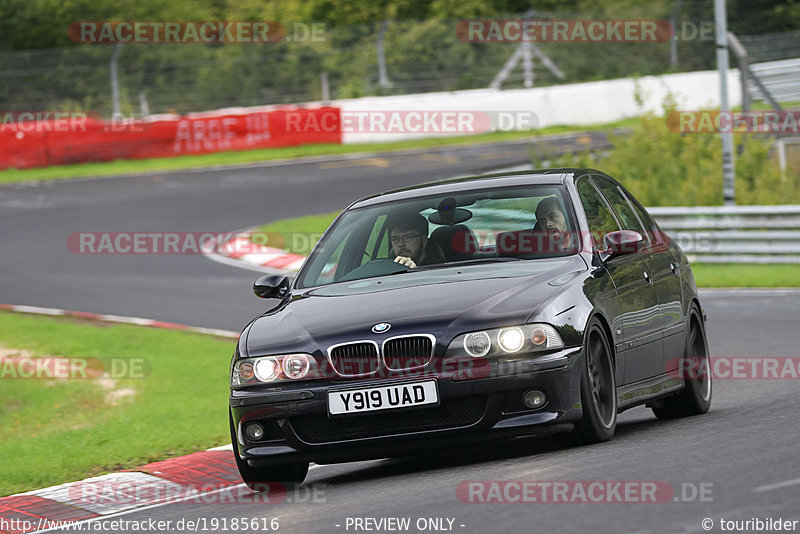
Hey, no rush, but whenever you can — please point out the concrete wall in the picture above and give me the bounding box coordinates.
[334,69,742,144]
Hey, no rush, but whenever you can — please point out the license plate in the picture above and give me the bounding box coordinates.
[328,380,438,415]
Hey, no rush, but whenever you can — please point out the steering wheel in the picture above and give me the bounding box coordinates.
[338,258,407,282]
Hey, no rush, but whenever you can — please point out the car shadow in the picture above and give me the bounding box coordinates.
[308,412,690,487]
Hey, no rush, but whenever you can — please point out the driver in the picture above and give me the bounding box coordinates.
[534,196,574,251]
[387,212,444,268]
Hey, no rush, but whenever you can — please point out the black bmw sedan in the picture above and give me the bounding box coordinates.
[229,168,711,488]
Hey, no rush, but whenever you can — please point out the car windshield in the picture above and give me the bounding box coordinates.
[297,184,579,288]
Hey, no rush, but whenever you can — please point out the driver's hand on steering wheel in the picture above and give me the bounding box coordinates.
[394,256,417,269]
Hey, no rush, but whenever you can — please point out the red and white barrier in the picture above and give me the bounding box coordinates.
[0,107,341,170]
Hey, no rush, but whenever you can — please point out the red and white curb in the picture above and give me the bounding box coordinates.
[0,444,323,533]
[0,447,247,533]
[202,230,306,274]
[0,304,238,339]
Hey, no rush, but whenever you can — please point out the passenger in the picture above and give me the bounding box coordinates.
[534,196,574,252]
[387,212,445,268]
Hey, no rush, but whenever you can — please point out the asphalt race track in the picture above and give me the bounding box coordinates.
[2,137,799,534]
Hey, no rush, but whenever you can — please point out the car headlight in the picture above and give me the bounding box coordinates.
[463,331,491,357]
[498,327,525,353]
[231,353,320,387]
[447,323,564,359]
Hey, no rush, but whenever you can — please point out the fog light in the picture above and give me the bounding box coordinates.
[522,389,546,409]
[244,423,265,441]
[464,331,491,358]
[498,327,525,353]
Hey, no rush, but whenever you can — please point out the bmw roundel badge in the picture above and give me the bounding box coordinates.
[372,322,391,333]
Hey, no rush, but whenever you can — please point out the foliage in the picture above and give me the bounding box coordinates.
[2,1,797,114]
[545,96,800,206]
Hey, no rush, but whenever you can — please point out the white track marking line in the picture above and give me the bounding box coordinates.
[206,444,234,452]
[1,303,239,338]
[8,305,66,315]
[753,476,800,493]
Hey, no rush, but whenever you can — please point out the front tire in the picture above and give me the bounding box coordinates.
[652,304,712,419]
[229,411,309,491]
[563,319,617,445]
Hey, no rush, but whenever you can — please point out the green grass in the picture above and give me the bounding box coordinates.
[691,263,800,288]
[255,211,340,255]
[0,311,235,496]
[0,119,638,185]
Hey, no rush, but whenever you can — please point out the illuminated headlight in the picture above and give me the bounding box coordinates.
[463,331,491,358]
[231,353,319,387]
[498,327,525,353]
[282,354,312,379]
[445,323,565,360]
[254,358,280,382]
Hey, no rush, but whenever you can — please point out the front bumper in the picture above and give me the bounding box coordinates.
[230,347,583,467]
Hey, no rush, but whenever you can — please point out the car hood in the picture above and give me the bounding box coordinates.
[244,256,586,356]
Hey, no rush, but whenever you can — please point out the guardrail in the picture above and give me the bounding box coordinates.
[649,205,800,263]
[748,57,800,104]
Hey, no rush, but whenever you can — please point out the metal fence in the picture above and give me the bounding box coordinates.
[650,205,800,263]
[4,10,791,117]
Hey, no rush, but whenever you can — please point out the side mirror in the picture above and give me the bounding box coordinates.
[253,274,292,299]
[602,230,644,259]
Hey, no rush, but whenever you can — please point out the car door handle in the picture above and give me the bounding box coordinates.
[643,271,653,284]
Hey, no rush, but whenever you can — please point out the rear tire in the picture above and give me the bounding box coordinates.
[562,319,617,445]
[229,411,309,490]
[652,304,712,419]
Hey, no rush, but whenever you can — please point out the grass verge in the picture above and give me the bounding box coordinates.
[255,211,340,255]
[690,263,800,288]
[0,119,637,185]
[257,212,800,287]
[0,311,234,496]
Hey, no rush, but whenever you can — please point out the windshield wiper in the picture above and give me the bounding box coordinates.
[415,257,524,271]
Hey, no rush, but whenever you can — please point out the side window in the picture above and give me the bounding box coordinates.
[577,178,620,248]
[623,189,662,245]
[592,177,650,245]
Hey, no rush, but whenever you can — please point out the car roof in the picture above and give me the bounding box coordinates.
[349,168,603,209]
